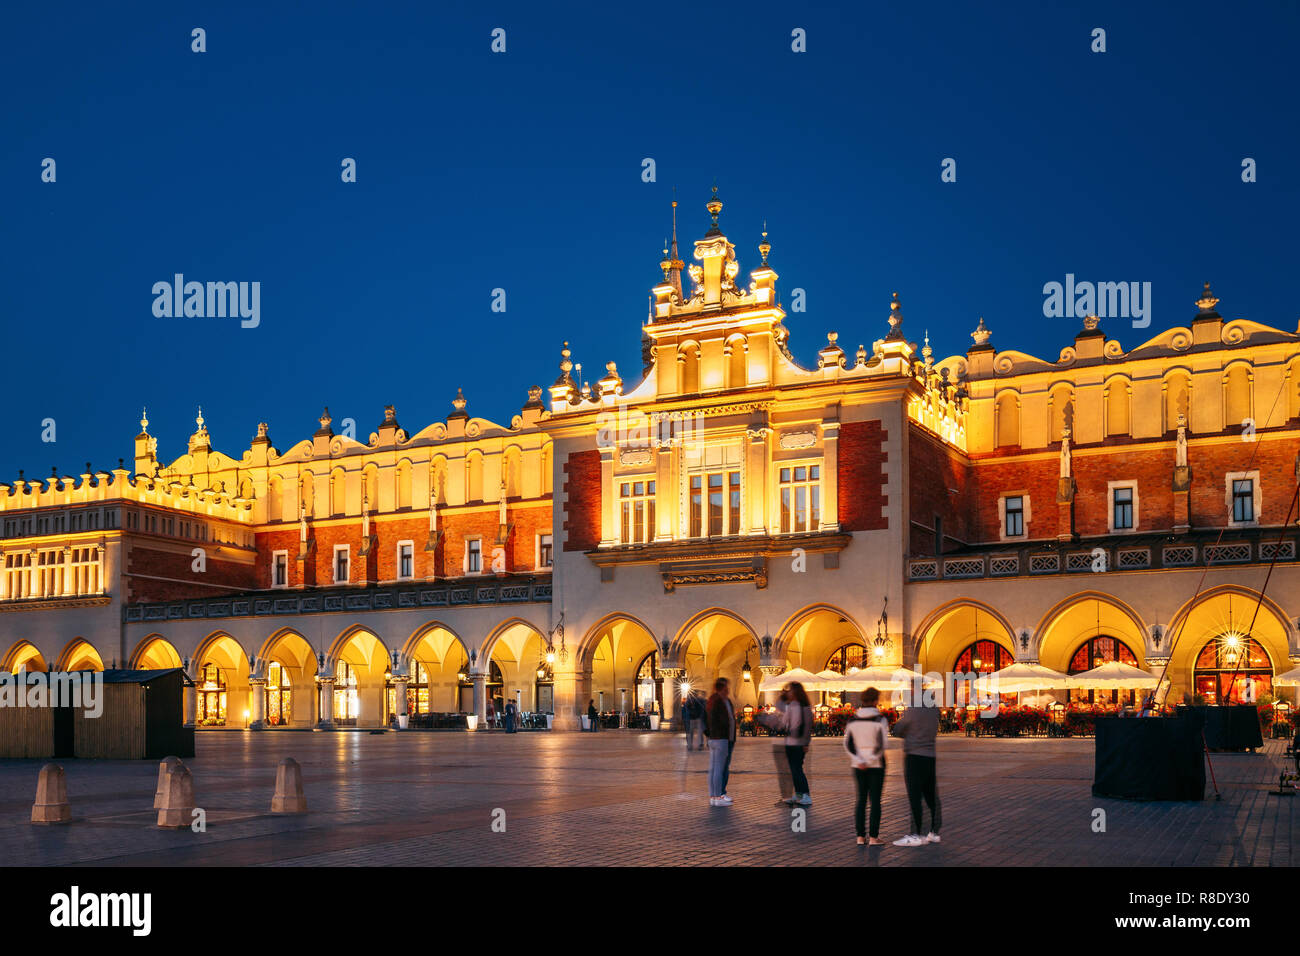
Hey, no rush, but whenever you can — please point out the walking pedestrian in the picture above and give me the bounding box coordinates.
[706,678,736,807]
[686,691,706,751]
[843,687,889,846]
[779,682,814,806]
[890,698,941,846]
[504,699,517,733]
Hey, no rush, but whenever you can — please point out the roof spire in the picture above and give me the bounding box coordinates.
[758,221,771,266]
[668,188,684,301]
[885,291,905,341]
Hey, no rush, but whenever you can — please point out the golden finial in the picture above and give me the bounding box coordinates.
[758,221,771,265]
[140,408,149,433]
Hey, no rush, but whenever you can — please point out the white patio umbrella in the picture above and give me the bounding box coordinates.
[1272,665,1300,687]
[1067,660,1159,689]
[984,661,1072,707]
[757,667,820,692]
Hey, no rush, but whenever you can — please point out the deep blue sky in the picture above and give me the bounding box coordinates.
[3,1,1297,481]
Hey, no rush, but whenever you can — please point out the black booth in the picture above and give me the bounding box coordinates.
[1092,714,1206,801]
[1188,705,1264,752]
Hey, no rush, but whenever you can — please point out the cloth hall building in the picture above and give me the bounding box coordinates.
[3,194,1299,730]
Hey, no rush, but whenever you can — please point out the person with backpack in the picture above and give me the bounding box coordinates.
[843,687,890,845]
[779,682,814,807]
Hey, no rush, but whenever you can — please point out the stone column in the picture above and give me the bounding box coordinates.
[472,672,487,729]
[659,668,684,729]
[62,546,73,596]
[393,676,410,728]
[317,677,336,728]
[248,677,266,730]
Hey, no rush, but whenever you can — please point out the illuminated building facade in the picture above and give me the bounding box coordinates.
[2,194,1298,729]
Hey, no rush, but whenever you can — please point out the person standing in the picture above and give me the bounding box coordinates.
[587,699,599,733]
[706,678,737,807]
[843,687,889,846]
[504,699,517,733]
[890,698,941,846]
[780,682,814,806]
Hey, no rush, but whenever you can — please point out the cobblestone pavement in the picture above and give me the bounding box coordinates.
[0,731,1294,866]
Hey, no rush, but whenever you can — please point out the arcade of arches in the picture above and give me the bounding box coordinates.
[3,589,1295,729]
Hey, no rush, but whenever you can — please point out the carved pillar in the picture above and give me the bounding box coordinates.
[820,420,840,530]
[392,676,410,728]
[472,672,487,729]
[317,677,336,728]
[61,546,73,596]
[183,664,198,727]
[248,677,266,729]
[746,428,770,534]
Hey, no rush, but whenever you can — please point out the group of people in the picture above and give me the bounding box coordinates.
[696,678,942,847]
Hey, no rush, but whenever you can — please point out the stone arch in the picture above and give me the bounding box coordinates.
[502,446,523,498]
[677,341,701,394]
[55,638,104,672]
[1048,382,1075,443]
[583,613,659,715]
[1161,584,1293,700]
[484,618,551,716]
[258,628,318,727]
[1033,591,1148,673]
[404,621,474,713]
[670,609,762,709]
[774,603,868,663]
[193,631,252,727]
[1222,360,1253,431]
[724,333,748,389]
[912,599,1017,674]
[395,458,413,510]
[3,640,47,672]
[1162,367,1193,433]
[130,634,183,669]
[327,625,393,726]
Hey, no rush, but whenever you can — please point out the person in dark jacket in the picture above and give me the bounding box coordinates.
[705,678,737,806]
[587,699,599,732]
[889,701,941,846]
[504,699,517,733]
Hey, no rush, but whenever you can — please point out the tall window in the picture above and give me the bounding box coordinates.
[1112,487,1134,530]
[197,663,226,725]
[1068,636,1138,705]
[953,640,1015,705]
[333,545,350,584]
[265,661,292,726]
[690,470,741,538]
[620,479,656,544]
[465,538,482,574]
[397,541,414,580]
[1232,479,1254,523]
[387,660,430,718]
[334,660,359,724]
[1004,496,1024,537]
[779,465,820,533]
[272,551,288,588]
[538,533,553,568]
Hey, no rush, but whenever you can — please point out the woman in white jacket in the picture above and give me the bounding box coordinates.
[843,687,890,846]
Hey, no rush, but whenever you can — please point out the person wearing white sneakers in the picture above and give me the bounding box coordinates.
[705,677,737,807]
[843,687,890,846]
[889,697,942,847]
[779,681,815,807]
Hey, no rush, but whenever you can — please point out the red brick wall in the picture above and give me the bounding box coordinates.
[966,435,1298,543]
[908,425,973,553]
[125,539,257,603]
[563,450,602,551]
[253,503,552,585]
[838,421,889,531]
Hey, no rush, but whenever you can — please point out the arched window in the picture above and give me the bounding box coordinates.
[197,662,226,725]
[1067,636,1138,706]
[1223,365,1252,432]
[300,471,315,517]
[1048,385,1073,443]
[363,466,378,512]
[334,660,358,724]
[503,448,522,498]
[953,640,1014,705]
[265,661,292,726]
[825,643,868,674]
[726,337,747,390]
[1194,634,1272,704]
[330,468,346,516]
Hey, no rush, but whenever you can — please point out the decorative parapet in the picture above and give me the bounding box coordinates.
[123,576,551,623]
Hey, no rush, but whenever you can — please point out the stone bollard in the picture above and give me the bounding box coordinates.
[271,757,307,814]
[153,756,183,809]
[156,760,195,828]
[31,763,72,825]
